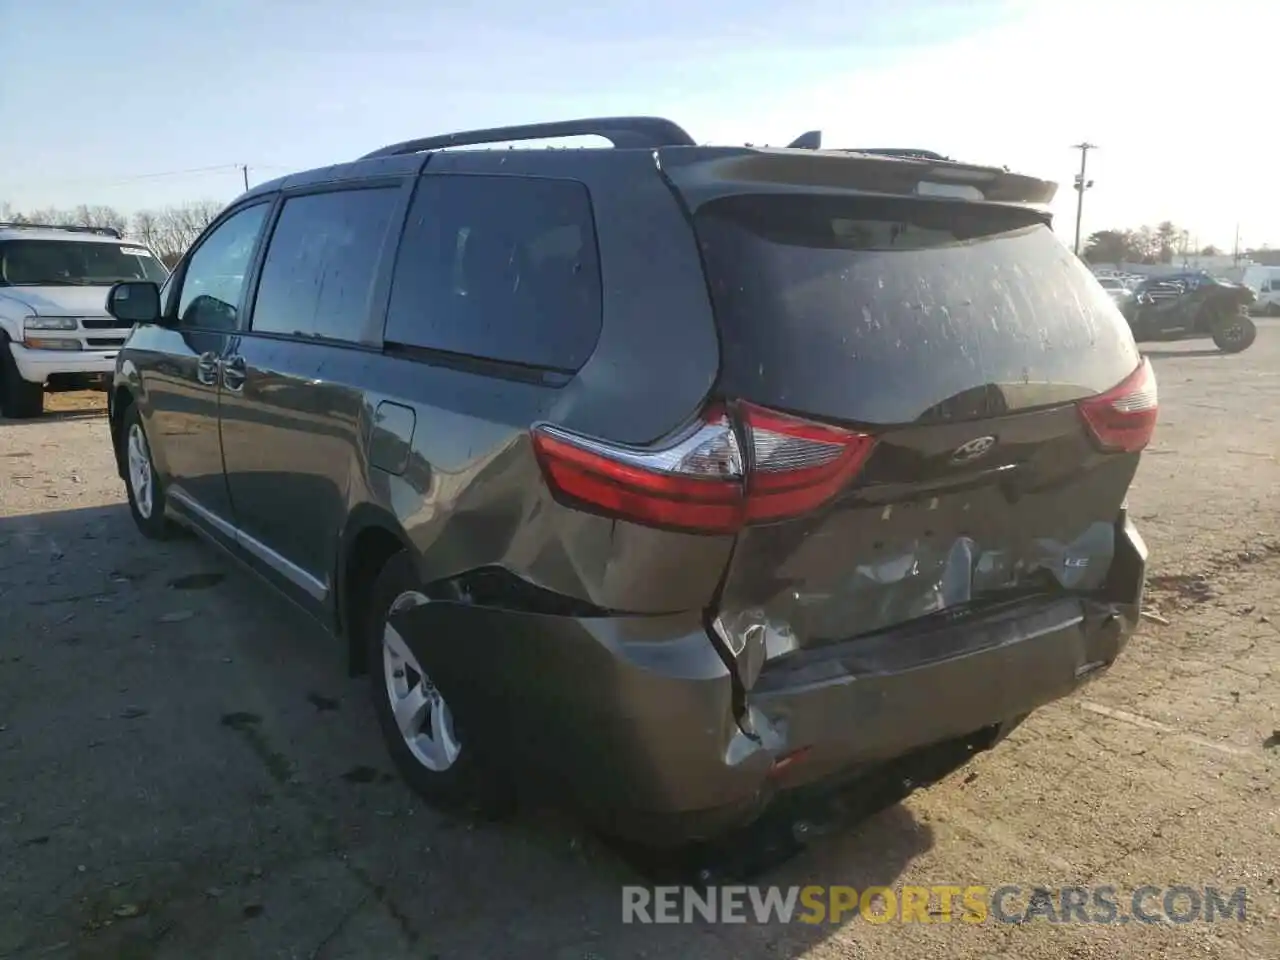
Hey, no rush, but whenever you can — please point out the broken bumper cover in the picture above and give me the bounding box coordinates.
[390,517,1146,845]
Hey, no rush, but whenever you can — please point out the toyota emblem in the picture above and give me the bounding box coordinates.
[950,435,997,464]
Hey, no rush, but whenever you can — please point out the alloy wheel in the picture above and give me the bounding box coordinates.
[127,422,154,519]
[381,591,461,772]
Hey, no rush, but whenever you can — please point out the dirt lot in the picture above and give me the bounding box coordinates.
[2,327,1278,960]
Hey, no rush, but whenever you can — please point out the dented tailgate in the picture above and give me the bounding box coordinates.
[691,190,1146,657]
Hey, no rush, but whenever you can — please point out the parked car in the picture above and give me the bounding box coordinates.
[0,222,168,417]
[1119,272,1257,352]
[1095,275,1135,308]
[105,116,1153,847]
[1241,264,1280,316]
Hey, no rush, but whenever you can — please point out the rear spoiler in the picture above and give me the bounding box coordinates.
[659,143,1057,209]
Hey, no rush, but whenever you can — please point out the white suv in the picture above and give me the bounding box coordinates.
[0,222,169,417]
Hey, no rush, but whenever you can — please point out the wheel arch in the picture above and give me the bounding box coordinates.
[336,503,415,676]
[109,383,137,480]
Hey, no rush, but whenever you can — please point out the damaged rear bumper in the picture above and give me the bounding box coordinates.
[389,516,1147,845]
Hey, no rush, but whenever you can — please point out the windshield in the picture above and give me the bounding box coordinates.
[0,239,169,286]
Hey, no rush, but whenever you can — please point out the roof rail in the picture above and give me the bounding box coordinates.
[0,221,122,238]
[360,116,697,160]
[844,148,954,162]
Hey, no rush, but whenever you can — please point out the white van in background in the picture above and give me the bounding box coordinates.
[0,222,168,417]
[1241,264,1280,315]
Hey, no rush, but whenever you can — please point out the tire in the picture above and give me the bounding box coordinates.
[365,551,513,817]
[120,403,175,539]
[0,339,45,419]
[1211,312,1257,353]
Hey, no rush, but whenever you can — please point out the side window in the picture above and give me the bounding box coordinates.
[175,203,269,331]
[250,187,400,341]
[158,264,180,316]
[384,175,603,370]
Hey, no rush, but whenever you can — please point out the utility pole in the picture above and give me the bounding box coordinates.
[1233,223,1241,265]
[1070,142,1097,256]
[241,164,250,192]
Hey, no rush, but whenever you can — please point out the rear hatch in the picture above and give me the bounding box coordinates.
[684,184,1153,663]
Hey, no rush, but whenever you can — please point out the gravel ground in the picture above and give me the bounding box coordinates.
[1,325,1277,960]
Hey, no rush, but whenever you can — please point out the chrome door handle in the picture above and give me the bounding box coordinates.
[196,351,220,386]
[222,355,246,392]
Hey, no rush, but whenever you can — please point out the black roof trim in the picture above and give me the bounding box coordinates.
[360,116,697,159]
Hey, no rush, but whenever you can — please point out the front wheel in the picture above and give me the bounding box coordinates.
[120,404,176,539]
[365,551,512,817]
[1211,312,1257,353]
[0,340,45,419]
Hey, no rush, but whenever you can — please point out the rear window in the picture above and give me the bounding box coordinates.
[384,175,602,371]
[695,195,1141,425]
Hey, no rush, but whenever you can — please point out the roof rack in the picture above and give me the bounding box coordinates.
[844,148,954,162]
[0,221,122,238]
[360,116,697,160]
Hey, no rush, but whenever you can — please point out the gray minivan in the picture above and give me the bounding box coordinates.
[105,117,1153,846]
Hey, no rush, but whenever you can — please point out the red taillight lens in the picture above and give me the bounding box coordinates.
[532,403,876,533]
[1077,358,1158,453]
[531,408,746,534]
[738,402,876,522]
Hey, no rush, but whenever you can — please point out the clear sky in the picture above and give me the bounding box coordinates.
[2,0,1275,250]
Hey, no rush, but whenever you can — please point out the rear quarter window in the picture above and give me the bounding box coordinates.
[383,175,603,371]
[695,194,1142,425]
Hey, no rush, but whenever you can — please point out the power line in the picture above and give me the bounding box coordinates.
[7,162,290,193]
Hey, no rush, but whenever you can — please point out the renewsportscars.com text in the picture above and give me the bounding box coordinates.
[621,885,1248,925]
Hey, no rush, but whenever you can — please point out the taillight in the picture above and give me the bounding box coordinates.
[1077,357,1158,453]
[531,403,875,534]
[531,407,745,534]
[738,402,876,522]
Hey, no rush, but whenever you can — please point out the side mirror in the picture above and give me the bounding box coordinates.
[106,281,162,325]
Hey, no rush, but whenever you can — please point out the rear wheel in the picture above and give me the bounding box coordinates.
[365,551,512,817]
[0,340,45,419]
[1211,312,1256,353]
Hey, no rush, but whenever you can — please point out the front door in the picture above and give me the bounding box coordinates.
[139,201,272,533]
[218,183,406,609]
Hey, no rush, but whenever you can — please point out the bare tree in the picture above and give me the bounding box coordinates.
[23,207,77,226]
[150,200,222,261]
[70,204,129,236]
[1083,229,1137,264]
[1155,221,1180,264]
[131,209,163,252]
